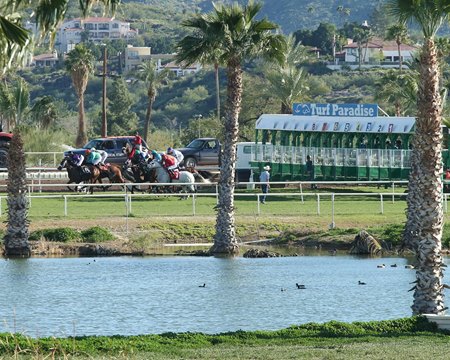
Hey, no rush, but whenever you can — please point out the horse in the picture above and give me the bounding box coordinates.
[145,159,196,195]
[58,157,92,192]
[58,157,126,193]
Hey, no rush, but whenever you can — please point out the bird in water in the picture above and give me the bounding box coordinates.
[358,281,366,285]
[390,264,397,268]
[199,283,206,288]
[281,288,287,292]
[405,265,415,269]
[296,283,306,289]
[377,264,385,268]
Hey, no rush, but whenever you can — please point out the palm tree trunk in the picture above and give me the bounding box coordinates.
[3,130,30,258]
[397,40,402,72]
[75,93,87,147]
[215,63,220,121]
[410,38,445,315]
[210,60,241,256]
[143,93,155,143]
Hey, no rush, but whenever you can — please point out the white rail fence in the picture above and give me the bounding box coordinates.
[0,180,447,229]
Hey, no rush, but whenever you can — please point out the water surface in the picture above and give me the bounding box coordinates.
[0,255,441,337]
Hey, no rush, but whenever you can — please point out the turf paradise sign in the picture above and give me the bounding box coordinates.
[293,103,378,117]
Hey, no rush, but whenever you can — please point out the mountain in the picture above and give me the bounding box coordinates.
[198,0,384,34]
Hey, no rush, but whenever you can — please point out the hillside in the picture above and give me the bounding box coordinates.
[197,0,381,34]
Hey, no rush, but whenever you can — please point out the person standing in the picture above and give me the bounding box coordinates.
[306,155,317,189]
[260,165,270,204]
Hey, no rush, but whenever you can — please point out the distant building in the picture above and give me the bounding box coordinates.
[124,45,152,72]
[342,38,417,64]
[56,17,137,53]
[159,60,202,77]
[32,51,59,67]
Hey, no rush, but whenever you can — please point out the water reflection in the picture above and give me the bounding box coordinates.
[0,255,444,337]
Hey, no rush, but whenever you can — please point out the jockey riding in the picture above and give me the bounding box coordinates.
[161,153,178,179]
[92,147,108,166]
[167,147,184,169]
[85,148,102,168]
[67,151,84,167]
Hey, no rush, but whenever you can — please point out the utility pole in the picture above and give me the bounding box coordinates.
[101,46,107,137]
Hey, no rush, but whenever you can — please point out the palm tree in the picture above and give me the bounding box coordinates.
[386,0,449,315]
[385,23,409,71]
[30,96,58,129]
[0,77,30,131]
[176,1,286,255]
[375,69,418,116]
[135,60,171,143]
[0,14,30,74]
[65,44,95,147]
[265,35,310,114]
[3,128,30,258]
[0,0,119,74]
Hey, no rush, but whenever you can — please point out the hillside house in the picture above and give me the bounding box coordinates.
[56,17,137,53]
[342,38,417,65]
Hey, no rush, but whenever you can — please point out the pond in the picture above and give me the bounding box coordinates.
[0,255,445,338]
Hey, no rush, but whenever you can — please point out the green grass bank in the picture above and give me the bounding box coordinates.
[1,317,449,359]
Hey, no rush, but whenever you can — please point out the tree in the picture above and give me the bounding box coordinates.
[386,0,450,315]
[265,35,310,114]
[385,23,409,71]
[65,44,95,147]
[375,70,418,116]
[1,0,120,74]
[29,96,58,129]
[0,77,30,131]
[107,77,138,135]
[3,129,30,258]
[135,60,171,143]
[176,1,286,255]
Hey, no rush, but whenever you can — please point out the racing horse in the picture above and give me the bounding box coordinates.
[145,159,196,195]
[58,156,92,191]
[58,157,126,193]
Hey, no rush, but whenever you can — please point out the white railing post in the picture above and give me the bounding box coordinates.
[330,193,335,229]
[64,195,67,216]
[391,182,395,203]
[317,193,320,215]
[257,194,261,215]
[38,159,42,193]
[380,193,384,214]
[299,182,304,203]
[192,193,196,216]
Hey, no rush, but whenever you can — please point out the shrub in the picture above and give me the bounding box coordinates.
[29,228,80,242]
[81,227,115,243]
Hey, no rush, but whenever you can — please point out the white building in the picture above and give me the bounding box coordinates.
[56,17,137,53]
[342,38,417,64]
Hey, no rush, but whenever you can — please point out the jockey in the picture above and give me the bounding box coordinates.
[161,153,178,174]
[167,147,184,168]
[68,151,84,167]
[85,149,102,167]
[91,147,108,165]
[151,150,162,162]
[134,131,143,152]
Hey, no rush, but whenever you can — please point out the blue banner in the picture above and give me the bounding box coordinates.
[293,103,378,117]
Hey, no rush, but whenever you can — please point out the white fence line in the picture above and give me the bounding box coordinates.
[1,179,444,229]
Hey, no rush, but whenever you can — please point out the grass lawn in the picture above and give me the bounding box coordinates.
[1,317,449,359]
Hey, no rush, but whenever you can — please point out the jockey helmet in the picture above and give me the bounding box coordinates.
[167,147,173,153]
[85,149,91,155]
[151,150,158,156]
[91,147,96,151]
[68,151,73,155]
